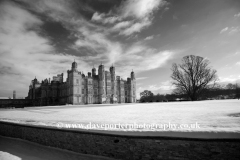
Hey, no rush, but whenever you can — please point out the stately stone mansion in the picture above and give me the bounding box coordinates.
[27,61,136,105]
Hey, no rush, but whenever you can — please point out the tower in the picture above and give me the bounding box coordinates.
[130,70,136,103]
[67,61,82,104]
[13,90,16,99]
[116,76,121,103]
[72,60,77,71]
[131,70,135,80]
[92,67,96,76]
[98,64,106,103]
[110,66,115,81]
[33,77,38,99]
[92,66,98,104]
[110,65,117,103]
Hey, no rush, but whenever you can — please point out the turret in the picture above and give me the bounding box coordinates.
[130,70,136,103]
[71,60,77,71]
[131,70,135,80]
[13,90,16,99]
[110,65,115,81]
[98,64,105,81]
[34,77,37,83]
[92,67,96,76]
[88,72,91,77]
[98,64,106,103]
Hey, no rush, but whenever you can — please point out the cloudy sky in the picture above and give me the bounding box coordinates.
[0,0,240,98]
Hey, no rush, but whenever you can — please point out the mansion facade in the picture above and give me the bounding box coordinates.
[27,61,136,105]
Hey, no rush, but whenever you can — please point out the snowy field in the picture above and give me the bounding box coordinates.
[0,100,240,134]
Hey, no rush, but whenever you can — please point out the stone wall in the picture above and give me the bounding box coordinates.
[0,121,240,160]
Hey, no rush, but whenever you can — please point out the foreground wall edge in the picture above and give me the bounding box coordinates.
[0,121,240,160]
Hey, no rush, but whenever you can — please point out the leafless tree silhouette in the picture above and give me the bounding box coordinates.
[171,55,218,101]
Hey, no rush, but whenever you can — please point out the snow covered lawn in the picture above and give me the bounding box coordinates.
[0,100,240,134]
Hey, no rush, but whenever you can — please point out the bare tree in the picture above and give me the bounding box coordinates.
[171,55,218,101]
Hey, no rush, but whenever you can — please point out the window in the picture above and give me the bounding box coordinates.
[76,79,79,84]
[82,89,84,94]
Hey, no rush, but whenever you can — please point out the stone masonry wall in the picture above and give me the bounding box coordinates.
[0,121,240,160]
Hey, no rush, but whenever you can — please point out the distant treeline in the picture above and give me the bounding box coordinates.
[140,83,240,102]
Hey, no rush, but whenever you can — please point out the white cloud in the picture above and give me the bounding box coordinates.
[220,27,240,35]
[120,0,166,19]
[118,0,167,36]
[73,27,123,65]
[115,44,176,77]
[141,51,174,70]
[220,27,228,34]
[144,35,154,40]
[137,81,174,97]
[228,27,240,35]
[21,0,172,69]
[234,12,240,17]
[92,12,120,24]
[111,21,132,31]
[19,0,123,66]
[0,1,89,97]
[91,0,168,36]
[19,0,77,23]
[91,12,103,21]
[119,18,152,36]
[136,77,148,80]
[218,76,239,83]
[236,62,240,66]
